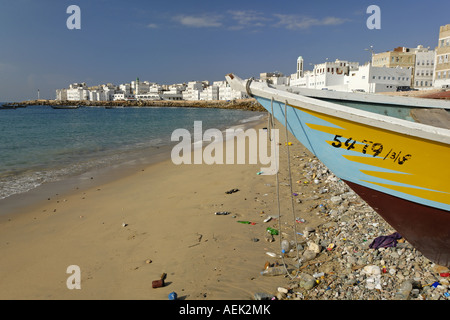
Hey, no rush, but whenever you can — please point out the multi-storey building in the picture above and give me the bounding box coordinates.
[412,45,435,89]
[66,83,89,101]
[372,47,416,87]
[434,24,450,89]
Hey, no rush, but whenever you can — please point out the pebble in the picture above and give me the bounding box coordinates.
[255,151,449,300]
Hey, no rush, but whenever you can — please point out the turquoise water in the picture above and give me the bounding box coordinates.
[0,104,266,200]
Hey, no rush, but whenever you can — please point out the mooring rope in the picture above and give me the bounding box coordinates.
[269,98,301,279]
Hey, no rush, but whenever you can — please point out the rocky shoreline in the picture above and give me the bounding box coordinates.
[17,98,267,112]
[256,151,450,301]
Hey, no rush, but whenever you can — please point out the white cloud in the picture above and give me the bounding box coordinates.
[228,10,269,30]
[168,11,349,31]
[173,14,223,28]
[273,14,350,30]
[147,23,159,29]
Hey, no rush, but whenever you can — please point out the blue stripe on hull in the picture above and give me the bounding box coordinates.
[256,97,450,212]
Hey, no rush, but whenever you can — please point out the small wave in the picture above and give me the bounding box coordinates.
[239,114,266,124]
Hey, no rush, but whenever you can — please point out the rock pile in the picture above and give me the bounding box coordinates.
[258,153,449,300]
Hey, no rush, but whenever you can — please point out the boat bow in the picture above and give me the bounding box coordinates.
[226,73,450,267]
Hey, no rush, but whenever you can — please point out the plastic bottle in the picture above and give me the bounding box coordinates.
[260,266,288,276]
[254,292,274,300]
[395,280,413,300]
[266,227,279,235]
[281,240,291,253]
[313,272,325,278]
[215,211,230,215]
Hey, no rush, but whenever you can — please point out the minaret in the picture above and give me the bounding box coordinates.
[297,56,304,79]
[136,77,140,95]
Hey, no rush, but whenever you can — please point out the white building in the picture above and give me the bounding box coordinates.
[290,57,412,93]
[57,76,248,102]
[182,81,205,100]
[131,78,151,95]
[412,45,435,89]
[89,89,108,101]
[346,64,412,93]
[291,59,359,91]
[260,72,290,86]
[135,93,160,100]
[66,83,90,101]
[113,92,136,101]
[56,88,67,100]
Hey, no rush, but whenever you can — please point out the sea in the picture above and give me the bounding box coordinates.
[0,104,266,203]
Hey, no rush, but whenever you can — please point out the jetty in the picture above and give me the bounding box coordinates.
[13,98,266,112]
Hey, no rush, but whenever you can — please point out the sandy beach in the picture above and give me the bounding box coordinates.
[0,116,312,300]
[1,114,448,301]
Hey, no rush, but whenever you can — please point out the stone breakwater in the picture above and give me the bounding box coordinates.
[18,98,267,112]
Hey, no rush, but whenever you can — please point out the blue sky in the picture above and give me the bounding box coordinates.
[0,0,449,101]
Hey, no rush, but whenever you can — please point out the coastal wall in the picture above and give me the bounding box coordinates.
[19,98,267,112]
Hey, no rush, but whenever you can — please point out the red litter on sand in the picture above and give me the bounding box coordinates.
[440,273,450,277]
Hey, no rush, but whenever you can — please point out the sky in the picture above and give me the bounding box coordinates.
[0,0,449,101]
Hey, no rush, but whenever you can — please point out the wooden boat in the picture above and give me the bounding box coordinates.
[51,105,81,109]
[1,103,27,109]
[105,105,124,109]
[226,73,450,267]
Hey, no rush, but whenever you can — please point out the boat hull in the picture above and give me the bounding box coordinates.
[255,96,450,266]
[345,180,450,267]
[51,105,80,109]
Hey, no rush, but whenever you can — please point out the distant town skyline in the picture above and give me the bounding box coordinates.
[0,0,449,101]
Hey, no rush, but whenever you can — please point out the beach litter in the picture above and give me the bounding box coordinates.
[152,273,167,288]
[238,220,256,225]
[369,232,402,249]
[168,292,178,300]
[225,188,239,194]
[254,292,275,300]
[215,211,231,215]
